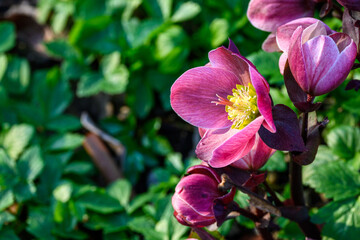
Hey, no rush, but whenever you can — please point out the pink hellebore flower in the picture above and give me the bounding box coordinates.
[172,164,236,227]
[337,0,360,11]
[170,43,276,168]
[231,134,275,171]
[247,0,316,32]
[288,21,357,96]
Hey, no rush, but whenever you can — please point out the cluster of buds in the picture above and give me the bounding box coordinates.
[169,0,359,238]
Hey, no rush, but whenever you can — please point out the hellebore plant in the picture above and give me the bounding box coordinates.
[170,42,276,168]
[171,1,359,239]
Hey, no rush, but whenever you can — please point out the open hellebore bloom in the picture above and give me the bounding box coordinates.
[288,22,357,96]
[247,0,316,32]
[231,134,275,171]
[171,42,276,168]
[172,164,236,227]
[337,0,360,11]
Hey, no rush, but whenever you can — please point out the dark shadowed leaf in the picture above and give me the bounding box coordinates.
[259,104,306,152]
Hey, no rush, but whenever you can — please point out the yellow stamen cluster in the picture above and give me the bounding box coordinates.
[214,83,259,130]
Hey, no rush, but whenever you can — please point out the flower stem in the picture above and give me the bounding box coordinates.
[290,110,321,239]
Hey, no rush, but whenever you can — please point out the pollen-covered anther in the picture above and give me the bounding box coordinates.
[214,83,259,130]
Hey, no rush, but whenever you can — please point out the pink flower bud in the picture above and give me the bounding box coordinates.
[172,165,236,227]
[288,21,357,96]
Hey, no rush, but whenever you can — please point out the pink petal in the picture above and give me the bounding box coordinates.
[196,116,264,168]
[288,26,309,93]
[228,38,241,55]
[208,47,251,85]
[276,18,322,52]
[262,33,281,52]
[249,67,275,132]
[279,52,288,75]
[301,21,328,44]
[302,35,339,95]
[313,38,357,95]
[171,66,238,129]
[247,0,315,32]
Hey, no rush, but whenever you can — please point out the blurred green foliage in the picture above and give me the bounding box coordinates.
[0,0,359,239]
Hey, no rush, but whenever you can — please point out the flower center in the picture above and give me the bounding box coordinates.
[213,83,259,130]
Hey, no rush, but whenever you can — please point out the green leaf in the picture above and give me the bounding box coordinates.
[133,81,154,118]
[53,182,73,203]
[260,151,287,172]
[107,179,132,209]
[84,212,130,233]
[32,68,73,119]
[171,2,201,22]
[45,114,81,132]
[127,192,155,214]
[165,152,184,175]
[45,39,80,60]
[26,206,55,240]
[304,160,360,201]
[76,188,123,214]
[0,211,15,230]
[0,227,20,240]
[128,217,165,240]
[157,0,172,19]
[63,161,94,175]
[3,124,35,160]
[46,133,84,151]
[0,22,15,52]
[247,51,283,84]
[17,146,44,181]
[210,18,229,48]
[326,125,360,159]
[102,65,129,94]
[13,181,36,202]
[312,197,360,240]
[2,56,30,94]
[0,190,14,211]
[51,1,74,34]
[77,72,104,97]
[0,149,18,188]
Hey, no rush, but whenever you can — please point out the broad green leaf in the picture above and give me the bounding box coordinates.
[0,149,18,188]
[165,152,184,175]
[171,2,201,22]
[84,212,130,233]
[45,39,80,60]
[304,160,360,201]
[2,56,30,94]
[133,81,154,118]
[13,181,36,202]
[0,190,14,211]
[247,51,283,84]
[326,125,360,159]
[101,52,121,75]
[3,124,35,160]
[51,1,74,34]
[0,211,15,231]
[0,227,20,240]
[312,197,360,240]
[127,192,155,214]
[32,68,73,119]
[107,179,132,208]
[53,182,73,203]
[46,133,84,151]
[17,146,44,181]
[210,18,229,48]
[53,201,77,232]
[63,161,94,175]
[155,25,188,60]
[343,95,360,114]
[102,65,129,94]
[157,0,172,19]
[77,72,104,97]
[26,206,55,240]
[0,22,15,52]
[128,217,165,240]
[76,188,123,214]
[45,115,81,132]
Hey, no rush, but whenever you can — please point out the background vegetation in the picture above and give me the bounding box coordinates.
[0,0,359,239]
